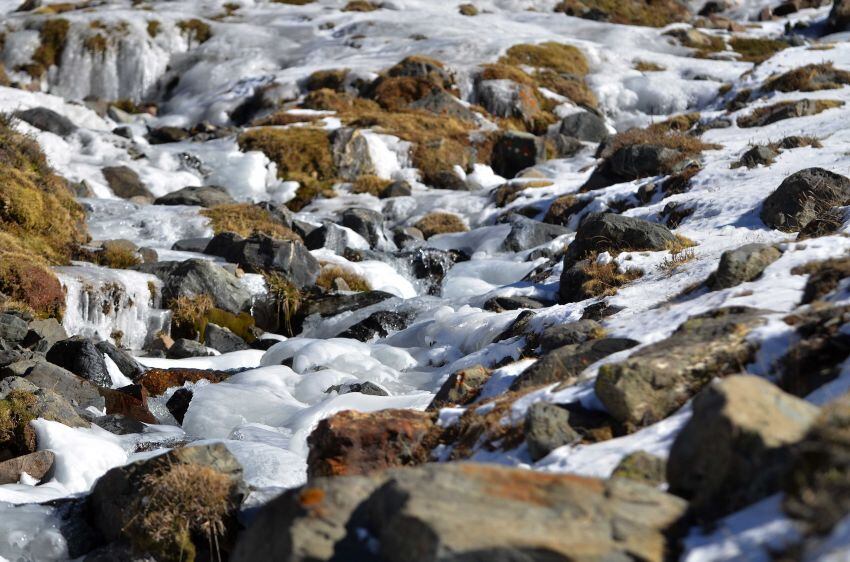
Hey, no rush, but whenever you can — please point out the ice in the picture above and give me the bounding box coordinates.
[0,503,68,562]
[136,349,266,371]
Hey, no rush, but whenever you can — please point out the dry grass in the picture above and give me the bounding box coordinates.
[28,18,70,78]
[0,252,65,319]
[169,294,214,336]
[304,68,349,92]
[763,63,850,93]
[634,60,666,72]
[478,63,535,85]
[737,99,844,128]
[459,3,478,15]
[316,265,371,292]
[729,36,788,64]
[533,69,598,108]
[200,203,302,240]
[369,76,437,110]
[414,212,468,238]
[665,234,697,254]
[133,462,235,562]
[351,175,392,196]
[579,259,644,299]
[264,272,301,334]
[97,245,141,269]
[648,112,701,134]
[342,0,379,11]
[601,127,719,161]
[554,0,690,27]
[272,0,315,4]
[658,248,697,276]
[499,42,589,76]
[253,112,322,126]
[177,19,212,45]
[146,20,161,38]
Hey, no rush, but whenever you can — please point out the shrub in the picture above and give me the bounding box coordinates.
[737,99,843,128]
[533,70,598,108]
[763,63,850,93]
[253,112,322,126]
[729,36,788,64]
[499,42,589,76]
[478,63,535,85]
[601,127,718,161]
[658,248,696,276]
[578,259,644,299]
[316,265,371,292]
[352,175,392,196]
[200,203,302,240]
[415,212,468,238]
[146,20,161,38]
[634,60,666,72]
[169,294,214,338]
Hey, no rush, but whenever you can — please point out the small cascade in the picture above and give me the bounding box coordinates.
[55,263,170,350]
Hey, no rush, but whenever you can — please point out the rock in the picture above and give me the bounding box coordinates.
[336,310,412,341]
[324,381,388,397]
[539,319,605,352]
[784,392,850,534]
[564,212,679,267]
[408,89,478,121]
[733,144,779,169]
[340,208,393,249]
[101,166,153,201]
[204,323,248,353]
[596,307,767,429]
[612,451,666,486]
[0,376,38,399]
[166,338,214,359]
[559,111,609,143]
[0,450,54,484]
[387,55,453,87]
[204,234,321,288]
[396,247,462,295]
[299,290,395,319]
[166,387,193,424]
[477,79,543,126]
[490,131,544,179]
[761,168,850,232]
[88,443,245,561]
[100,384,157,425]
[22,360,105,410]
[511,338,639,391]
[551,134,584,158]
[525,402,580,461]
[797,208,845,240]
[306,409,436,477]
[45,337,111,388]
[232,463,687,562]
[428,365,491,410]
[583,144,684,190]
[484,295,547,312]
[0,313,28,343]
[153,185,235,207]
[162,258,253,314]
[304,222,350,253]
[171,237,213,252]
[429,170,471,190]
[668,375,818,519]
[708,243,782,290]
[137,367,228,396]
[502,215,570,252]
[739,99,841,128]
[22,318,67,351]
[381,180,412,198]
[14,107,77,137]
[332,128,382,181]
[96,341,145,380]
[146,126,189,144]
[829,0,850,31]
[92,414,146,435]
[0,389,88,458]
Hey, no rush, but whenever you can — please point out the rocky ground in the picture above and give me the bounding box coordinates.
[1,0,850,560]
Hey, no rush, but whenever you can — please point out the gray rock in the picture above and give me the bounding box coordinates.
[333,128,380,181]
[0,314,28,343]
[668,375,818,519]
[583,144,683,190]
[380,180,412,199]
[166,339,214,359]
[166,388,193,424]
[14,107,77,136]
[300,291,396,319]
[162,258,253,314]
[147,126,189,144]
[525,402,580,461]
[154,185,235,207]
[0,376,39,399]
[733,145,778,169]
[429,170,471,191]
[337,310,412,341]
[23,318,67,351]
[612,451,666,486]
[45,337,111,388]
[761,167,850,232]
[304,222,349,254]
[325,381,388,397]
[739,99,835,128]
[340,208,392,249]
[92,414,146,435]
[203,234,321,288]
[539,319,605,352]
[559,111,609,143]
[477,79,541,125]
[23,360,105,410]
[428,365,491,410]
[829,0,850,31]
[101,166,153,201]
[564,212,679,267]
[204,323,248,353]
[503,215,570,252]
[709,243,782,290]
[484,295,547,312]
[96,341,145,380]
[408,89,478,121]
[491,131,544,179]
[171,237,213,252]
[0,450,55,484]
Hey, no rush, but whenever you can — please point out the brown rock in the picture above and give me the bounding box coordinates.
[0,450,54,484]
[427,365,491,410]
[99,384,157,424]
[137,368,228,396]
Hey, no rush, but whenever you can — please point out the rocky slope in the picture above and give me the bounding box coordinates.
[1,0,850,560]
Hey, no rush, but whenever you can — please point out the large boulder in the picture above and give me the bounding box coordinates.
[203,234,320,288]
[524,402,580,461]
[161,258,252,314]
[564,213,679,266]
[502,215,570,252]
[490,131,545,179]
[582,144,684,191]
[45,337,111,388]
[708,243,782,290]
[154,185,235,207]
[760,168,850,232]
[667,375,818,520]
[231,463,687,562]
[595,307,766,430]
[14,107,77,137]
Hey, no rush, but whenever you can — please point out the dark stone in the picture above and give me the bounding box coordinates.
[23,318,68,351]
[539,319,605,352]
[96,341,145,380]
[761,167,850,232]
[829,0,850,31]
[582,144,683,191]
[171,237,213,252]
[0,450,54,484]
[300,291,396,319]
[340,208,389,249]
[380,180,413,198]
[92,414,146,435]
[46,337,111,388]
[708,243,782,290]
[304,223,349,253]
[491,131,544,179]
[14,107,77,136]
[204,323,249,353]
[503,215,569,252]
[733,145,779,169]
[167,339,213,359]
[23,360,105,409]
[559,111,608,143]
[484,295,547,312]
[612,451,666,486]
[101,166,152,200]
[408,89,477,121]
[325,381,388,397]
[0,313,28,343]
[162,258,253,314]
[166,388,193,424]
[147,126,190,144]
[428,365,491,410]
[564,212,679,267]
[154,185,235,207]
[204,233,321,288]
[430,170,471,191]
[395,247,461,295]
[525,402,580,461]
[337,311,412,341]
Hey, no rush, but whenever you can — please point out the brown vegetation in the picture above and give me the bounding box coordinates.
[200,203,302,240]
[414,212,468,238]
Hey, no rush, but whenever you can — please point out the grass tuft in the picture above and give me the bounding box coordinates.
[499,42,589,76]
[414,212,468,238]
[200,203,302,240]
[729,36,788,64]
[316,265,371,292]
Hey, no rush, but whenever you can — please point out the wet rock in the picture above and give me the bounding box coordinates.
[304,222,349,253]
[0,313,28,343]
[668,375,818,519]
[428,365,491,410]
[22,360,105,410]
[146,126,189,144]
[483,295,548,312]
[23,318,68,351]
[306,409,437,477]
[101,166,152,201]
[761,167,850,232]
[232,463,687,562]
[300,290,395,319]
[612,451,666,486]
[0,450,54,484]
[153,185,235,207]
[396,247,461,295]
[503,215,570,252]
[708,243,782,290]
[539,319,605,352]
[582,144,683,191]
[100,384,157,425]
[137,368,228,396]
[525,402,580,461]
[596,307,766,429]
[204,323,248,353]
[381,180,412,199]
[92,414,146,435]
[564,212,679,266]
[171,237,213,252]
[829,0,850,31]
[511,338,639,392]
[732,144,778,168]
[46,337,111,388]
[490,131,544,179]
[165,387,193,424]
[162,258,253,314]
[339,208,392,249]
[96,341,145,381]
[324,381,388,397]
[166,338,214,359]
[14,107,77,137]
[204,234,320,288]
[337,310,412,341]
[559,111,608,143]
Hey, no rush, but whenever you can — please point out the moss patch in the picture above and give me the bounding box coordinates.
[554,0,690,27]
[415,212,468,238]
[729,36,788,64]
[177,19,212,45]
[200,203,302,240]
[499,42,589,76]
[316,265,371,292]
